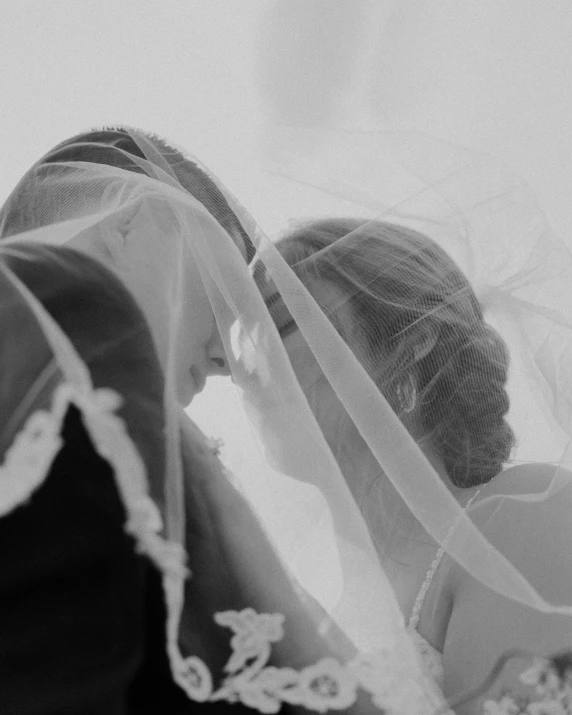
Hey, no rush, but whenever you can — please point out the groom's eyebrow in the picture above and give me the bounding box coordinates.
[264,291,298,339]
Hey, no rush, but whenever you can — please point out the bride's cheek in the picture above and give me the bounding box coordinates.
[309,384,342,439]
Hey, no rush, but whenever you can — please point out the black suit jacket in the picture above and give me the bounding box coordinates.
[0,406,259,714]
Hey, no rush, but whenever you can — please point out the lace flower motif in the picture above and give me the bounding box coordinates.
[526,702,569,715]
[349,647,443,715]
[293,658,358,713]
[482,658,572,715]
[184,609,363,713]
[173,607,445,715]
[215,608,285,674]
[246,666,301,713]
[0,381,186,581]
[482,695,523,715]
[215,631,357,712]
[176,656,213,702]
[0,402,63,516]
[520,660,564,700]
[0,383,446,715]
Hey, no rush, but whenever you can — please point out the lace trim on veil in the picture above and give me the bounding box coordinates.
[173,607,447,715]
[0,381,184,576]
[0,383,448,715]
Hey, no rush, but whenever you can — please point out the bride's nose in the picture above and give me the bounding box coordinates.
[206,331,231,377]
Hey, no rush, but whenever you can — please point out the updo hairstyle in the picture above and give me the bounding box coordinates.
[276,218,515,488]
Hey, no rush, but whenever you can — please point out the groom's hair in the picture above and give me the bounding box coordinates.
[0,127,256,264]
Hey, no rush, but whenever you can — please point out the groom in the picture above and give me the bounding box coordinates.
[0,129,266,714]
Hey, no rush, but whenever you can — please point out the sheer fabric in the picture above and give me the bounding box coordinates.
[1,125,571,712]
[258,127,572,577]
[0,245,195,713]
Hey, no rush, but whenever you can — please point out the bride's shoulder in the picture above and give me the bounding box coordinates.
[481,462,572,497]
[478,461,570,499]
[456,462,572,598]
[473,461,572,530]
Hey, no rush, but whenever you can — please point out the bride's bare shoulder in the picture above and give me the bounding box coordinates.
[453,461,572,603]
[479,461,569,498]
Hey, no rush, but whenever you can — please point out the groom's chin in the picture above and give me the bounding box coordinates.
[176,375,197,408]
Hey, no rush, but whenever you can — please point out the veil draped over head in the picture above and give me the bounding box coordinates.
[0,241,189,710]
[1,121,571,714]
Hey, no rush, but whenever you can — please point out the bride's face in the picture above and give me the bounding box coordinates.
[267,278,368,455]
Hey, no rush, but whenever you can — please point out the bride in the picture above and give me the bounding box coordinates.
[268,213,572,706]
[0,126,443,714]
[254,126,572,713]
[1,125,571,714]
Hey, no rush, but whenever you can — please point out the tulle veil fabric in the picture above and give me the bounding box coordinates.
[0,118,571,713]
[0,130,449,714]
[0,2,571,712]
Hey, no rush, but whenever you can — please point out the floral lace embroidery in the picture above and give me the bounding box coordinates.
[0,388,447,714]
[483,657,572,715]
[173,607,448,715]
[0,382,184,582]
[0,409,63,517]
[0,388,68,517]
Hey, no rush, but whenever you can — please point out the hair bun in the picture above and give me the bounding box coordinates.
[420,324,515,487]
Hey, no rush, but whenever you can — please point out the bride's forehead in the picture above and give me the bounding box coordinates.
[256,271,355,342]
[227,226,248,262]
[253,261,346,304]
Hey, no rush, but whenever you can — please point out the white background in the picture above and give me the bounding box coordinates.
[2,0,572,459]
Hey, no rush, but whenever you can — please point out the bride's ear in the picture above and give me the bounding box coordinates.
[412,328,438,364]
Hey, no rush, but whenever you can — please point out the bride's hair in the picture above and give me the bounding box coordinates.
[0,127,256,263]
[276,217,515,488]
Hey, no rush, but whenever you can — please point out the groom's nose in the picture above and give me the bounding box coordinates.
[205,330,232,377]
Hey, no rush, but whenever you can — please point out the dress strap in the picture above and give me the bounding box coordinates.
[408,488,482,631]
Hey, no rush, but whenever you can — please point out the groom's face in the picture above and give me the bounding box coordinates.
[176,225,249,406]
